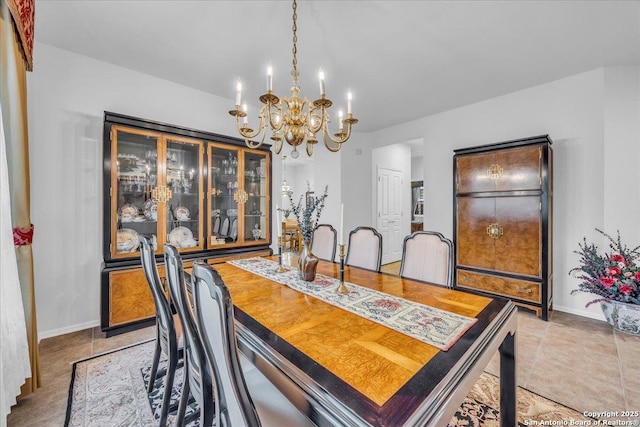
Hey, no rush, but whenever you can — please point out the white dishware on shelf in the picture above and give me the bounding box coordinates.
[116,228,140,253]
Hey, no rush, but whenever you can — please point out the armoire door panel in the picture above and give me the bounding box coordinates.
[494,196,541,277]
[493,145,541,192]
[456,197,495,270]
[456,152,495,193]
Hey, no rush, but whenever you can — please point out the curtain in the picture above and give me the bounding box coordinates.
[0,0,40,405]
[0,92,31,425]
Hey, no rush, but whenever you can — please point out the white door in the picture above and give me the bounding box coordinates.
[377,167,403,265]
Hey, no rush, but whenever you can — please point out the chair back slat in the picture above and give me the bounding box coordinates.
[311,224,337,262]
[164,244,215,427]
[139,236,175,351]
[399,231,453,287]
[192,261,262,427]
[346,226,383,271]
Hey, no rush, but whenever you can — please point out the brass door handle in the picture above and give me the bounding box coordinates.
[486,223,503,239]
[487,164,503,180]
[233,189,248,204]
[152,185,172,203]
[515,286,532,294]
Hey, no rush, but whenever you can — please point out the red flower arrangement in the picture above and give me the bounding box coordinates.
[570,229,640,307]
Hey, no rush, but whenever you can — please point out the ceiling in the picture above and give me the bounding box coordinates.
[34,1,640,133]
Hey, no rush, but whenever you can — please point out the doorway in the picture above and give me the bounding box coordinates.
[376,166,403,265]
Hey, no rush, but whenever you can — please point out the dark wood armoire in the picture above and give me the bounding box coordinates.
[453,135,553,320]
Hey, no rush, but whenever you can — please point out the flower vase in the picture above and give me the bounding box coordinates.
[600,300,640,336]
[298,240,319,282]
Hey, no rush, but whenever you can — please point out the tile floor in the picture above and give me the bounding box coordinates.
[6,263,640,426]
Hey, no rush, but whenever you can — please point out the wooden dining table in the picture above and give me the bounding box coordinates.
[212,255,517,427]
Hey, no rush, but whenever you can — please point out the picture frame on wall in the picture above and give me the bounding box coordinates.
[306,191,314,208]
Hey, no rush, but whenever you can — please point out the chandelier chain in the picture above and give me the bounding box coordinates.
[291,0,298,81]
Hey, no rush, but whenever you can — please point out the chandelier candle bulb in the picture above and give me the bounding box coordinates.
[242,104,248,125]
[267,63,273,92]
[236,79,242,106]
[318,70,325,96]
[338,110,344,131]
[347,91,352,115]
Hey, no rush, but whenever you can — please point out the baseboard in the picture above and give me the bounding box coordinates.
[553,304,606,322]
[38,320,101,341]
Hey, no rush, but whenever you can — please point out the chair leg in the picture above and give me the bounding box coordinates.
[158,351,178,427]
[199,392,215,427]
[147,339,161,393]
[175,363,190,426]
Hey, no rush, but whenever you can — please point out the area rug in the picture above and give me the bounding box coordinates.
[64,340,593,426]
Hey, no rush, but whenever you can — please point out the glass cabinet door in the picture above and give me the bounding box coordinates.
[208,144,241,247]
[243,149,270,244]
[165,136,205,253]
[111,126,162,259]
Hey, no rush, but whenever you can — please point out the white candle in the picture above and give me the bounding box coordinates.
[338,110,344,131]
[347,91,352,115]
[340,203,344,245]
[267,63,273,92]
[236,79,242,106]
[318,70,325,96]
[276,205,281,238]
[242,103,248,125]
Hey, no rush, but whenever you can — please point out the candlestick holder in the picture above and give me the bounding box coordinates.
[336,243,349,294]
[276,236,286,273]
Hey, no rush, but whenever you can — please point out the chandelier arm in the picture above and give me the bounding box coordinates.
[307,105,324,134]
[321,129,344,152]
[238,108,267,140]
[245,127,267,149]
[322,120,353,146]
[268,102,285,131]
[274,137,283,154]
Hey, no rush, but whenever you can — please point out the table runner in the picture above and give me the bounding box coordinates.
[228,257,477,351]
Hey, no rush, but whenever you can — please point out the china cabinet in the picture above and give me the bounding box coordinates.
[453,135,553,320]
[101,112,272,335]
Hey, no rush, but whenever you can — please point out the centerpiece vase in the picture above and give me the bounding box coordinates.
[298,240,319,282]
[600,300,640,336]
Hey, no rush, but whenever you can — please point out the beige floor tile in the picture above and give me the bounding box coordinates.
[39,329,93,355]
[38,342,93,384]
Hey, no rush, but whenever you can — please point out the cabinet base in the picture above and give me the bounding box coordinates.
[102,317,156,337]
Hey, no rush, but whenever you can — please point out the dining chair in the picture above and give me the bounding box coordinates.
[163,244,214,427]
[399,230,454,287]
[311,224,337,262]
[213,215,221,235]
[139,235,182,427]
[190,260,316,427]
[345,226,383,271]
[285,218,301,252]
[230,217,238,241]
[220,216,230,237]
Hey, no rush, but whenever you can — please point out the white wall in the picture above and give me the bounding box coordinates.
[411,156,424,182]
[27,43,283,338]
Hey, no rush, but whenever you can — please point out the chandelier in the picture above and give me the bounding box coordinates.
[229,0,357,158]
